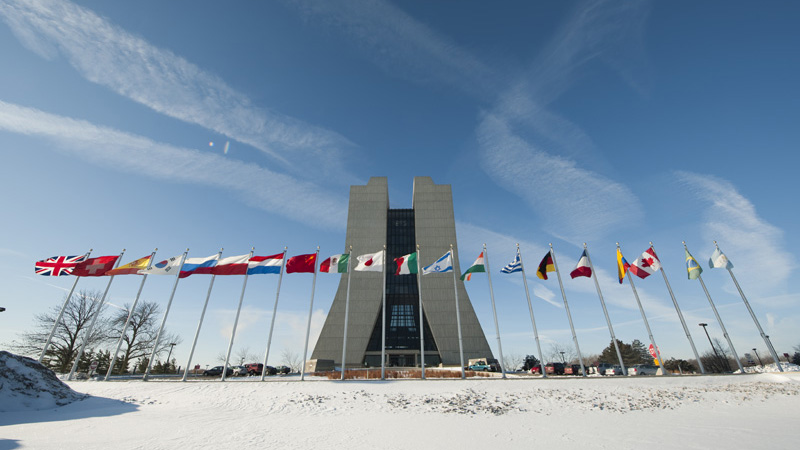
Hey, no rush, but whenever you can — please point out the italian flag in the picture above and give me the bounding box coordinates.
[320,254,349,273]
[461,252,486,281]
[394,252,418,275]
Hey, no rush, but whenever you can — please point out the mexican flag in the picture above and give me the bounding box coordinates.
[320,254,349,273]
[394,252,418,275]
[461,252,486,281]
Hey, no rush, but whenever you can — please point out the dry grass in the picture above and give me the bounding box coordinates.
[315,368,494,380]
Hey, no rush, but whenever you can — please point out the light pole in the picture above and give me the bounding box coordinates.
[559,351,566,364]
[752,348,764,367]
[699,323,726,372]
[166,343,177,373]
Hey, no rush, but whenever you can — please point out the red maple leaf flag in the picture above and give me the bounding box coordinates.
[629,247,662,279]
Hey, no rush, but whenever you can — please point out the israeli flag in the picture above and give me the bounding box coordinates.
[422,251,453,275]
[501,250,522,274]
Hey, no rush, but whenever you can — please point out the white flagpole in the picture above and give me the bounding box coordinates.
[69,249,125,381]
[300,247,320,381]
[261,248,287,381]
[483,244,506,379]
[518,244,546,377]
[584,244,626,375]
[684,242,744,373]
[618,243,667,372]
[416,244,425,379]
[222,247,255,382]
[549,244,586,377]
[451,244,465,379]
[340,246,353,381]
[715,241,783,372]
[381,245,387,380]
[107,248,158,381]
[182,248,223,382]
[39,249,92,364]
[649,242,705,374]
[144,249,189,381]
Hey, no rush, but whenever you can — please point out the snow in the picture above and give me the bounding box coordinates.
[2,354,800,449]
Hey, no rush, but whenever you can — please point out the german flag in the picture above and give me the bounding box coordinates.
[537,251,555,280]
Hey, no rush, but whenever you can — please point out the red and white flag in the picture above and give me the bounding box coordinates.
[630,247,661,279]
[569,250,592,279]
[355,250,384,272]
[72,255,120,277]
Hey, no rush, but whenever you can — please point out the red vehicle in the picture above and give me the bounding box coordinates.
[245,363,277,376]
[545,363,565,375]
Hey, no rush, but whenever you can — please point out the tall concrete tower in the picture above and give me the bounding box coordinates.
[310,177,493,368]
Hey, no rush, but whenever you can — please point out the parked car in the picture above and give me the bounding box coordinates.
[467,361,492,371]
[563,364,583,375]
[596,363,614,375]
[275,365,291,375]
[530,365,543,375]
[545,362,565,375]
[232,365,248,376]
[628,364,659,376]
[245,363,277,376]
[203,366,233,377]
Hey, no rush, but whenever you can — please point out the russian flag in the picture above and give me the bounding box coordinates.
[179,254,219,278]
[247,253,284,275]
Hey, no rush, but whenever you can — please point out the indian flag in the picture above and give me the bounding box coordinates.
[320,254,349,273]
[394,252,418,275]
[461,252,486,281]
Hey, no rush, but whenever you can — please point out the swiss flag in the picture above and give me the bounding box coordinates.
[72,255,120,277]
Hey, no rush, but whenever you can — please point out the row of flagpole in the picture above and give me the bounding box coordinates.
[35,240,782,380]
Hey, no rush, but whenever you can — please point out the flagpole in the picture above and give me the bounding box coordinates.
[39,249,92,364]
[683,242,744,373]
[451,244,465,380]
[549,244,586,377]
[381,245,387,381]
[650,242,705,374]
[69,249,125,381]
[144,249,189,381]
[483,244,506,379]
[416,245,425,379]
[261,247,287,381]
[618,243,667,372]
[715,241,783,372]
[340,246,353,381]
[300,247,320,381]
[518,244,546,377]
[182,248,223,382]
[107,248,158,381]
[222,247,255,382]
[584,243,626,375]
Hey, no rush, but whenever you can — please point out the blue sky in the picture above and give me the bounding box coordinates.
[1,0,798,369]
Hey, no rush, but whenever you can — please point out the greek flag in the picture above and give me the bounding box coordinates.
[501,250,522,274]
[422,251,453,275]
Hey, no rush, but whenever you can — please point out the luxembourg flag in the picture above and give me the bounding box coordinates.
[248,253,284,275]
[569,250,592,279]
[629,247,662,279]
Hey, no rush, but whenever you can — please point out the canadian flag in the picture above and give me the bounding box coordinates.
[629,247,662,279]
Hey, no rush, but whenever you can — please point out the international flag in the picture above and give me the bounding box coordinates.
[500,250,522,274]
[709,248,733,269]
[107,255,152,276]
[248,254,284,275]
[355,250,385,272]
[460,252,486,281]
[570,250,592,279]
[286,253,317,273]
[72,255,120,277]
[320,254,349,274]
[35,255,87,276]
[616,248,630,284]
[394,252,417,275]
[536,251,554,280]
[139,254,185,275]
[209,254,251,275]
[422,251,453,275]
[179,254,220,278]
[629,247,661,279]
[685,249,703,280]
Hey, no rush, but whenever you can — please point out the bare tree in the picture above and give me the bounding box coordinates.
[235,346,259,365]
[700,338,734,373]
[502,353,524,372]
[281,348,302,373]
[547,342,577,364]
[108,301,181,374]
[11,290,111,373]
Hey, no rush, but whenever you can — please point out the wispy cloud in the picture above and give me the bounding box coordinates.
[676,171,792,295]
[0,0,355,180]
[0,100,348,228]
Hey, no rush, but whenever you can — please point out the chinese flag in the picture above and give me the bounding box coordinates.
[286,253,317,273]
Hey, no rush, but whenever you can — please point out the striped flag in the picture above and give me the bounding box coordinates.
[394,252,418,275]
[569,250,592,279]
[320,254,349,273]
[617,249,630,284]
[422,251,453,275]
[460,252,486,281]
[536,251,554,280]
[107,255,153,276]
[500,250,522,274]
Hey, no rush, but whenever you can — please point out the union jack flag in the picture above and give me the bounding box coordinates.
[35,255,87,276]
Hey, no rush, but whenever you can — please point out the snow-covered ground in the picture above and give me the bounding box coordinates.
[2,355,799,450]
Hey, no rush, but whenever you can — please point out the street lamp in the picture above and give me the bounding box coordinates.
[699,323,726,372]
[0,307,5,312]
[166,343,177,373]
[559,351,566,364]
[752,348,764,367]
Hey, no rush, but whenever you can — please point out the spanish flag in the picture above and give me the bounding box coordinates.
[106,255,153,276]
[536,251,555,280]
